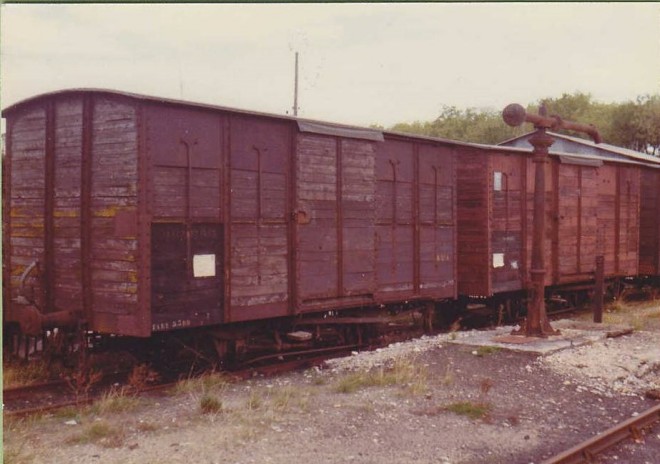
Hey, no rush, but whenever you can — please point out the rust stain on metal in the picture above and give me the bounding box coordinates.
[503,103,606,338]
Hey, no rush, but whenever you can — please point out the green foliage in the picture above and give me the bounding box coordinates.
[388,92,660,155]
[610,95,660,155]
[391,106,525,144]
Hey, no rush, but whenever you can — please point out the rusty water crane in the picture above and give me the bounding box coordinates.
[503,103,601,337]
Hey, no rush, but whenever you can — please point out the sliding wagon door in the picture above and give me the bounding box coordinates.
[294,132,377,311]
[147,106,224,331]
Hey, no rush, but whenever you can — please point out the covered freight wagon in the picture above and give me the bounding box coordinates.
[2,89,458,338]
[501,132,660,279]
[457,142,648,298]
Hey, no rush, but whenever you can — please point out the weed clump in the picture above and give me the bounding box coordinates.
[200,394,223,414]
[66,421,125,448]
[127,364,160,391]
[136,420,159,433]
[245,390,263,410]
[91,386,140,415]
[334,358,427,395]
[174,371,230,395]
[444,401,491,420]
[3,359,49,388]
[474,346,501,357]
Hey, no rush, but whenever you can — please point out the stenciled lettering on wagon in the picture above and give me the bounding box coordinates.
[191,226,218,240]
[152,319,192,332]
[159,227,186,241]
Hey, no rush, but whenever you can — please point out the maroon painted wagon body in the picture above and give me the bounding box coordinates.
[457,143,648,297]
[639,169,660,276]
[501,132,660,280]
[2,89,458,337]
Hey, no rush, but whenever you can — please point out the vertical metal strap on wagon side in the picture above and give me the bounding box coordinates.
[44,100,56,314]
[413,143,421,294]
[287,122,298,316]
[614,169,621,274]
[81,94,94,324]
[336,138,344,297]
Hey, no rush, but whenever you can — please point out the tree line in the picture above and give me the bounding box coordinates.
[384,92,660,156]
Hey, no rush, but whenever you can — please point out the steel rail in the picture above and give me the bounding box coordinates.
[3,379,69,400]
[3,349,360,418]
[542,403,660,464]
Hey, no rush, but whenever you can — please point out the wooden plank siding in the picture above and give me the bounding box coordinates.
[545,160,639,285]
[374,139,415,300]
[616,166,641,276]
[7,106,47,310]
[375,138,457,302]
[341,139,377,297]
[554,163,600,282]
[490,153,526,293]
[53,97,84,316]
[639,169,660,275]
[457,148,643,298]
[89,96,142,334]
[295,133,377,310]
[457,150,491,296]
[228,116,290,321]
[4,95,146,335]
[417,144,456,299]
[145,104,224,330]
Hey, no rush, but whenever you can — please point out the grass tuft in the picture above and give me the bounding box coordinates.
[474,346,501,357]
[445,401,491,420]
[334,358,427,395]
[174,371,230,395]
[245,390,263,410]
[52,406,82,421]
[66,421,126,448]
[441,365,455,386]
[270,386,296,412]
[136,420,159,433]
[91,386,140,415]
[2,438,35,464]
[3,359,50,388]
[200,394,223,414]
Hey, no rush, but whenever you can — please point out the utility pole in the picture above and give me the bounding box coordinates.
[293,52,299,117]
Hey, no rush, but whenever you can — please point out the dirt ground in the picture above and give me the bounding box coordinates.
[4,301,660,464]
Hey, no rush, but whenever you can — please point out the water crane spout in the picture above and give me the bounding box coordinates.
[503,103,602,144]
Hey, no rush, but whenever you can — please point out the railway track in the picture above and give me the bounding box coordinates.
[3,370,136,417]
[542,404,660,464]
[3,345,360,418]
[0,296,603,419]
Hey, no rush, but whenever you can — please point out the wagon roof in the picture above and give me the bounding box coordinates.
[499,130,660,167]
[0,88,498,149]
[4,88,660,169]
[4,88,392,141]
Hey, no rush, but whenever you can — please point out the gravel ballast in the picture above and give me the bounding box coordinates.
[4,313,660,464]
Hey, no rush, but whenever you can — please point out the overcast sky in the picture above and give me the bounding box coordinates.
[1,3,659,128]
